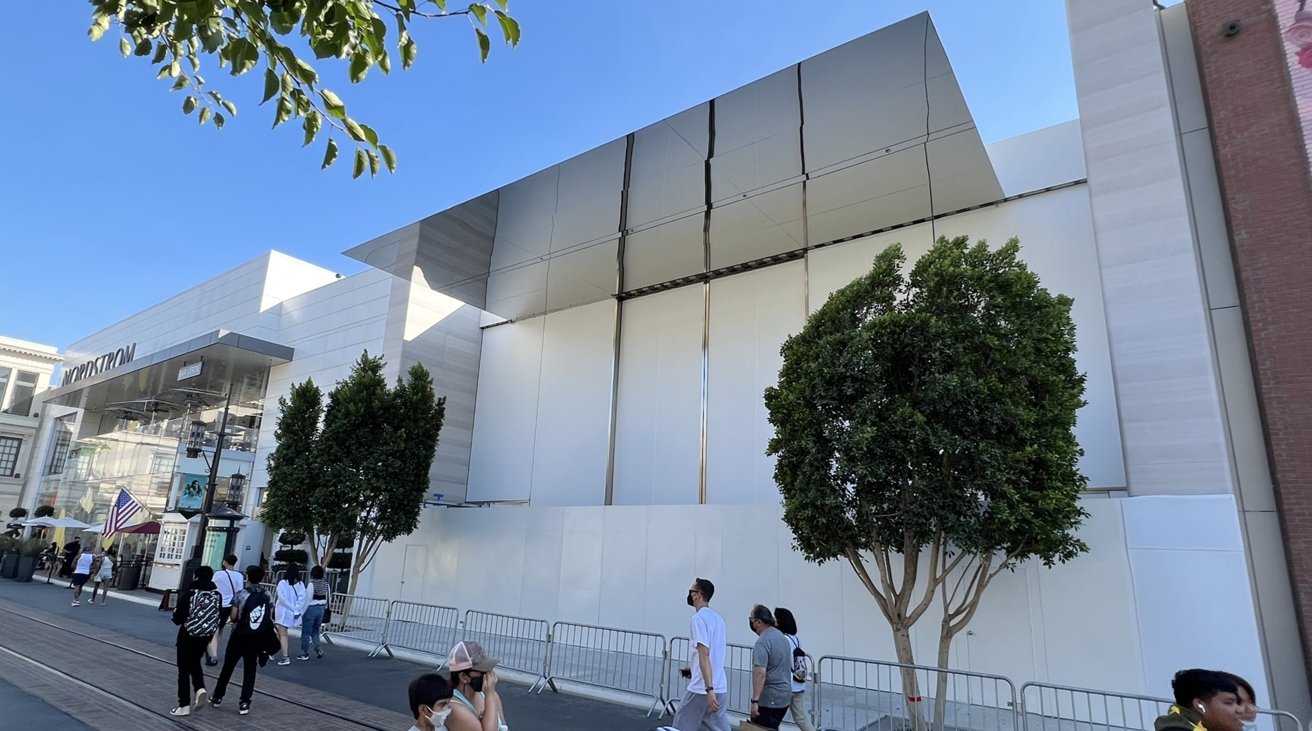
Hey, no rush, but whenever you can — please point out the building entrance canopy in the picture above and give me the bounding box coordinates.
[39,330,293,416]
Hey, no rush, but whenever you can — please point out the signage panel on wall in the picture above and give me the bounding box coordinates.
[172,473,207,513]
[177,361,203,380]
[60,343,137,386]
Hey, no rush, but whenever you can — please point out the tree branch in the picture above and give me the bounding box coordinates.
[845,547,895,624]
[371,0,475,19]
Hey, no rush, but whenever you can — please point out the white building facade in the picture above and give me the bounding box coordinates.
[17,0,1310,720]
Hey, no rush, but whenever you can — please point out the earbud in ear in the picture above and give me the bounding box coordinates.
[1197,705,1206,714]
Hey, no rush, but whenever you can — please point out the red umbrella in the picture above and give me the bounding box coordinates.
[119,521,160,535]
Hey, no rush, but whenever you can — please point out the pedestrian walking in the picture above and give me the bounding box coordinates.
[90,547,115,605]
[297,565,330,661]
[208,554,245,667]
[773,607,816,731]
[1222,672,1258,731]
[746,605,792,729]
[444,641,507,731]
[273,563,305,665]
[70,545,94,606]
[407,672,455,731]
[211,565,276,716]
[669,578,730,731]
[60,537,81,578]
[169,565,220,716]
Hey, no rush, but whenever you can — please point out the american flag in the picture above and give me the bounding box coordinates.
[104,489,144,536]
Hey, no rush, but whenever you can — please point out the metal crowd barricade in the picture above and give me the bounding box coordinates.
[815,655,1018,731]
[321,592,391,656]
[542,621,667,716]
[665,637,759,717]
[381,600,461,660]
[1021,683,1301,731]
[1020,682,1175,731]
[462,610,553,691]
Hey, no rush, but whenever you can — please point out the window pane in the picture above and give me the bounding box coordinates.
[46,419,73,475]
[0,437,19,477]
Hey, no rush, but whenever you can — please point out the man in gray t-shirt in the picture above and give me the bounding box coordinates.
[748,605,794,729]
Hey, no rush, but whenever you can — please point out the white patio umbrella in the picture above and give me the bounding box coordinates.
[21,517,57,527]
[36,517,92,530]
[84,523,106,534]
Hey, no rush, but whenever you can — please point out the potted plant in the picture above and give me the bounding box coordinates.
[0,536,17,579]
[15,538,46,582]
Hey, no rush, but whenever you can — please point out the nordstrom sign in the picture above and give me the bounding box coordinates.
[61,343,137,386]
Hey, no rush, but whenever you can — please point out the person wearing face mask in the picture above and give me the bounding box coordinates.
[407,672,455,731]
[670,578,730,731]
[1154,669,1245,731]
[1221,672,1259,731]
[444,641,508,731]
[746,605,793,729]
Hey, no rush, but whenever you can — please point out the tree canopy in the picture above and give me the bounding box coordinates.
[764,235,1088,723]
[86,0,520,176]
[261,351,445,595]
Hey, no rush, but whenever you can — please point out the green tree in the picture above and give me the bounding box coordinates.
[764,236,1088,730]
[85,0,521,177]
[314,351,445,597]
[260,379,330,562]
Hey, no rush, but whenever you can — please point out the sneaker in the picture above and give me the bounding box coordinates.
[277,657,291,666]
[205,658,219,667]
[315,647,323,659]
[296,654,310,661]
[238,701,250,715]
[98,600,106,605]
[169,706,191,717]
[193,689,208,711]
[210,696,223,708]
[70,601,79,607]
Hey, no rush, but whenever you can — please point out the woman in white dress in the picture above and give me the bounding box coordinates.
[90,547,115,605]
[273,564,305,666]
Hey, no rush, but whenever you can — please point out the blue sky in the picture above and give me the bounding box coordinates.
[2,1,1086,349]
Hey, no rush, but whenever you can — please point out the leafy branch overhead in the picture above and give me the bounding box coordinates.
[87,0,521,178]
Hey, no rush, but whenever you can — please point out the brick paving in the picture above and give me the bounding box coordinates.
[0,596,411,730]
[0,580,665,731]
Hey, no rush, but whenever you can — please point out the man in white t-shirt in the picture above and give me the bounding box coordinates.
[70,546,95,607]
[670,577,730,731]
[207,554,246,666]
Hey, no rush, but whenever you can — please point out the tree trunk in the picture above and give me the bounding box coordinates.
[893,625,927,731]
[933,622,954,731]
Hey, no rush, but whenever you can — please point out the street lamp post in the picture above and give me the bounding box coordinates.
[179,389,232,587]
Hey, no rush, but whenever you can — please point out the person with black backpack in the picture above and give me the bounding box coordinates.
[772,607,816,731]
[170,565,220,717]
[211,564,276,716]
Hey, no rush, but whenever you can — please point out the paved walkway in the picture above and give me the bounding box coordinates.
[0,579,665,730]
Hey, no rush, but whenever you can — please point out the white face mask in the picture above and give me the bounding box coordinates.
[1242,722,1258,731]
[426,707,451,728]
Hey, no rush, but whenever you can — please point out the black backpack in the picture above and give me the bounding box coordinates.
[185,589,221,638]
[233,588,272,636]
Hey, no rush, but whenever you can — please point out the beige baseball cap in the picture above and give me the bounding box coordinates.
[446,641,498,672]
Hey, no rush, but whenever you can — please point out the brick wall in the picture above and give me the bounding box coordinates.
[1188,0,1312,674]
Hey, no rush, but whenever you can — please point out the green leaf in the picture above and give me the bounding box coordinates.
[371,17,388,43]
[293,58,319,85]
[320,89,346,119]
[274,95,294,128]
[151,43,168,65]
[221,99,237,117]
[468,3,488,24]
[199,107,212,126]
[494,11,520,46]
[169,59,181,78]
[378,51,391,75]
[380,145,397,174]
[400,37,417,69]
[171,75,189,91]
[352,148,367,179]
[322,138,339,169]
[182,96,198,114]
[475,27,490,63]
[119,37,131,57]
[88,14,111,42]
[262,68,279,105]
[344,118,367,143]
[367,150,380,177]
[133,38,153,56]
[303,111,322,147]
[227,38,258,76]
[359,124,379,147]
[493,0,509,8]
[349,52,370,84]
[214,113,225,129]
[156,66,171,80]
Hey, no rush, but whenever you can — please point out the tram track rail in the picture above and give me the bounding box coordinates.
[0,604,395,731]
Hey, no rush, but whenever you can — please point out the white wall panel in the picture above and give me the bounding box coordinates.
[705,262,805,504]
[612,287,703,506]
[466,318,544,502]
[807,223,935,313]
[530,300,616,506]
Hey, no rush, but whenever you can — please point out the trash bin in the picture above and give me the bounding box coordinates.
[117,561,143,591]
